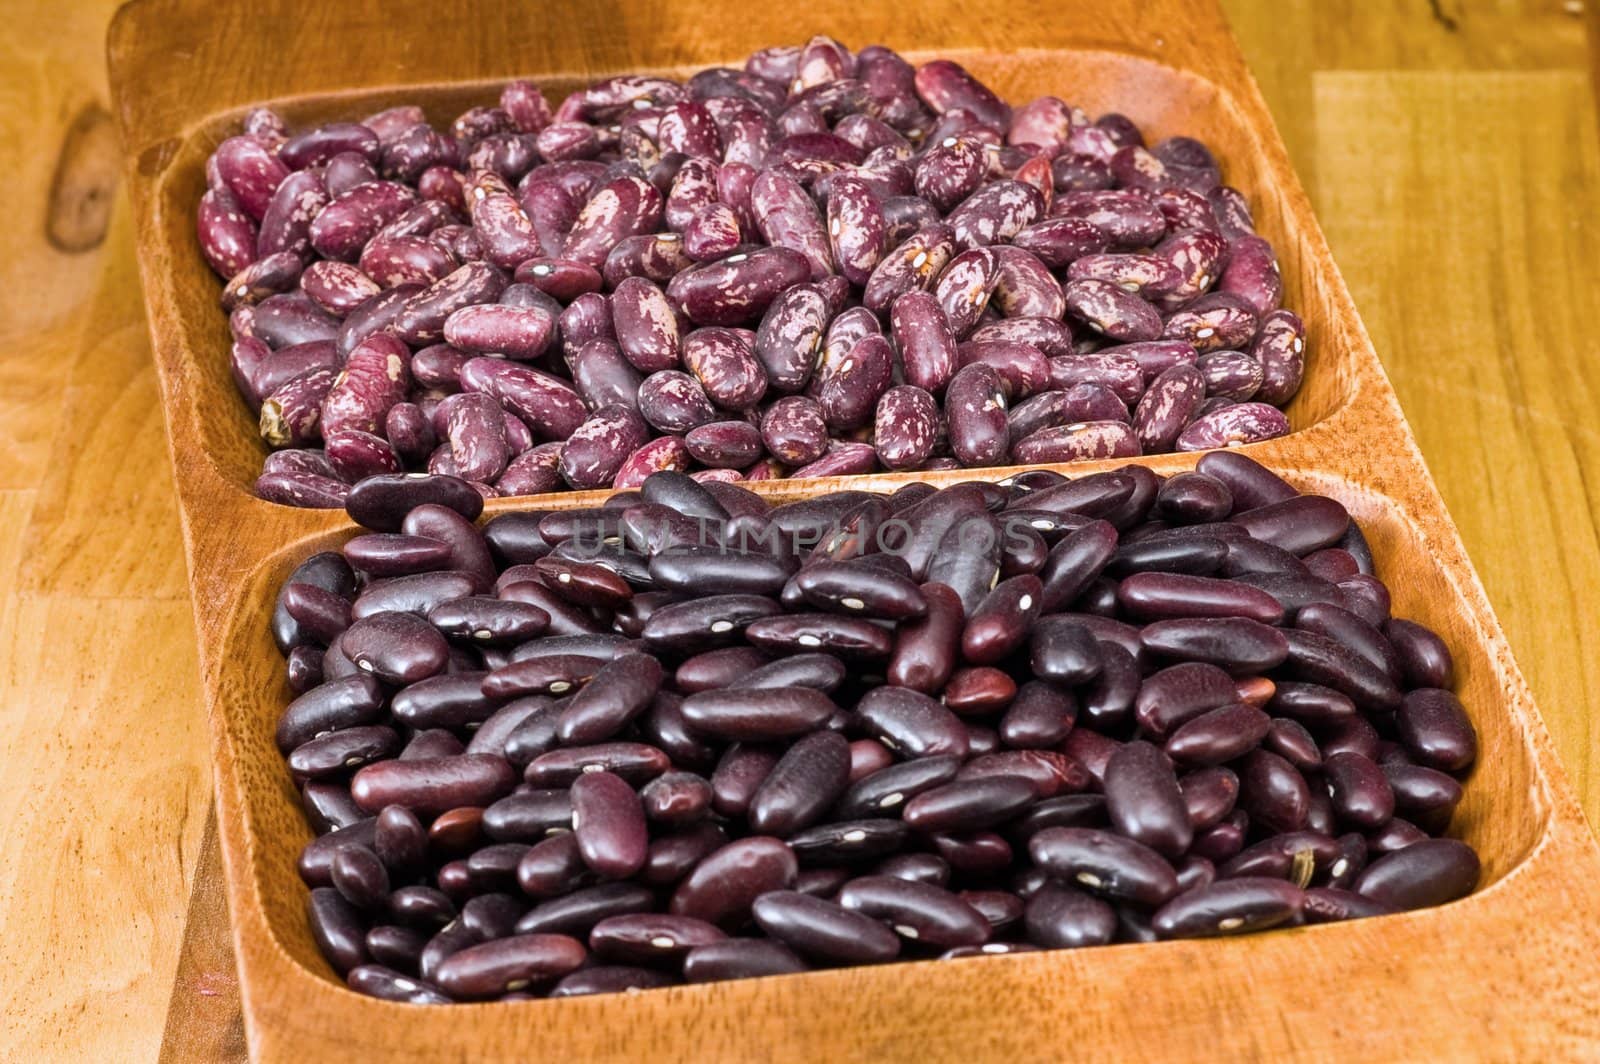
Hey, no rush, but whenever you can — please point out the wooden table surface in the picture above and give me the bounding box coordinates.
[2,0,1596,1058]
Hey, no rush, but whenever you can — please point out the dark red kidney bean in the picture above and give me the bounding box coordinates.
[999,680,1077,749]
[680,687,836,741]
[745,614,893,659]
[549,966,678,997]
[708,744,780,820]
[1036,519,1118,613]
[1324,752,1396,830]
[1010,794,1109,843]
[275,673,385,754]
[1028,827,1180,907]
[1103,742,1192,858]
[1155,475,1233,529]
[1029,619,1104,687]
[298,818,379,887]
[340,611,449,684]
[515,883,656,938]
[481,788,571,841]
[458,890,528,938]
[1281,629,1402,711]
[554,653,662,745]
[1179,766,1240,831]
[943,666,1017,716]
[350,754,515,817]
[1302,887,1395,925]
[640,594,782,651]
[1297,602,1400,680]
[1338,575,1392,628]
[1230,495,1351,557]
[1152,877,1304,939]
[1352,838,1480,910]
[330,846,390,910]
[344,531,454,578]
[747,731,853,837]
[284,638,332,693]
[515,832,595,898]
[649,546,791,597]
[794,560,926,620]
[751,891,901,965]
[1263,718,1323,772]
[482,652,607,699]
[676,646,767,693]
[1165,703,1271,767]
[835,756,961,821]
[855,686,969,760]
[873,853,950,887]
[883,582,953,697]
[569,770,648,879]
[683,939,808,983]
[728,654,848,694]
[670,837,799,928]
[1220,831,1342,882]
[434,933,587,998]
[1384,763,1463,825]
[1195,451,1296,510]
[1024,882,1117,950]
[1322,715,1382,764]
[589,913,725,966]
[1270,681,1357,726]
[1366,817,1430,857]
[387,673,496,732]
[344,473,484,532]
[903,776,1036,834]
[638,821,726,888]
[1141,618,1290,674]
[838,875,990,948]
[1396,688,1478,772]
[1239,750,1311,834]
[423,596,547,649]
[1118,572,1285,625]
[308,887,371,974]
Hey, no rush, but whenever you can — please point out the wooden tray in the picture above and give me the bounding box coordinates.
[107,0,1600,1058]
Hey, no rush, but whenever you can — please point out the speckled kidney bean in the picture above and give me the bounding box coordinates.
[1132,364,1207,452]
[667,247,812,326]
[567,340,644,412]
[812,333,893,431]
[754,396,826,466]
[1197,349,1265,401]
[562,174,663,268]
[557,406,650,489]
[1064,279,1163,342]
[749,168,832,279]
[872,386,939,471]
[752,284,830,393]
[636,371,718,434]
[1012,421,1140,464]
[942,362,1009,466]
[683,327,768,410]
[862,222,956,314]
[460,358,587,441]
[1175,402,1291,451]
[1250,310,1306,408]
[681,419,761,470]
[610,277,683,373]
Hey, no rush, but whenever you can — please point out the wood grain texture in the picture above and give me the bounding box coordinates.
[1,0,1599,1059]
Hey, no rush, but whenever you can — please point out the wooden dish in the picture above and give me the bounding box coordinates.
[107,0,1600,1058]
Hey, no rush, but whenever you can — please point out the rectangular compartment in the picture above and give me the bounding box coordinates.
[109,0,1600,1058]
[125,17,1369,530]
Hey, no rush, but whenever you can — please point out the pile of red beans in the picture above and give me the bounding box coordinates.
[274,454,1478,1003]
[202,39,1304,508]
